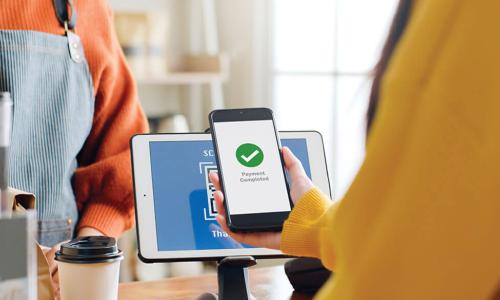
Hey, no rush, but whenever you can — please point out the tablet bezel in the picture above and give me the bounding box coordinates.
[130,131,332,262]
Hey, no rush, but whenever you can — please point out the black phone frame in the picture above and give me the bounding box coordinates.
[209,108,294,232]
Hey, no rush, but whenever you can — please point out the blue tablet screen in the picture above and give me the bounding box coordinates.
[149,139,311,251]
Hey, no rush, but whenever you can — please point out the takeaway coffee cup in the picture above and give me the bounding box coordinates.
[55,236,123,300]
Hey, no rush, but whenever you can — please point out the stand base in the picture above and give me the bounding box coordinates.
[197,256,257,300]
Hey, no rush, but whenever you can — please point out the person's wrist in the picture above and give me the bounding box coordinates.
[299,180,314,195]
[291,179,315,204]
[77,227,104,237]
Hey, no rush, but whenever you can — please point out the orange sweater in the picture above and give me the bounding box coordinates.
[0,0,149,237]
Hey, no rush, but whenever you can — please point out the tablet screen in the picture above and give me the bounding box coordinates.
[148,139,311,252]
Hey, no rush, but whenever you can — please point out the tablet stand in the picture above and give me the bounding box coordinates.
[198,256,256,300]
[203,128,255,298]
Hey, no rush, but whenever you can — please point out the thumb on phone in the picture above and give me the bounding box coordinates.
[282,147,315,204]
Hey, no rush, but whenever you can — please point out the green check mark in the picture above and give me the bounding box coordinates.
[236,143,264,167]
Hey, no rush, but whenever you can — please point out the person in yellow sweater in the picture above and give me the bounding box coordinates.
[209,0,500,299]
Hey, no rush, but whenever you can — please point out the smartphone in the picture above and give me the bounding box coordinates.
[209,108,293,232]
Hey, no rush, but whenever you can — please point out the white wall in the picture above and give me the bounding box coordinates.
[110,0,272,126]
[215,0,272,108]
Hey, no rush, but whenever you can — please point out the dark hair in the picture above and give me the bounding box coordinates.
[367,0,413,135]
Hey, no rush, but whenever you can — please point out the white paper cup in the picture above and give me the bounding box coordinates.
[55,236,123,300]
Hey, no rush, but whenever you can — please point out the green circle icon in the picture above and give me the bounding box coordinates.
[236,143,264,167]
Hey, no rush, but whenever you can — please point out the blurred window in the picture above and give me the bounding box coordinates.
[272,0,398,197]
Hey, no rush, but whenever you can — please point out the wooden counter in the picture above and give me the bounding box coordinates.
[119,266,314,300]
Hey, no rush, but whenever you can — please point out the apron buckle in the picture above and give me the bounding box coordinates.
[64,21,69,35]
[65,24,84,64]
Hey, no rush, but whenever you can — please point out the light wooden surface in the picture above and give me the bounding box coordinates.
[119,266,315,300]
[136,72,226,85]
[136,55,229,85]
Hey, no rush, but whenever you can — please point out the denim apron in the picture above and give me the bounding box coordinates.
[0,2,94,246]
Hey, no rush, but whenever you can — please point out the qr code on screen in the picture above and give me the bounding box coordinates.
[204,165,218,220]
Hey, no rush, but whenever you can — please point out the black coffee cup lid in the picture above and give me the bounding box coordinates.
[55,236,123,264]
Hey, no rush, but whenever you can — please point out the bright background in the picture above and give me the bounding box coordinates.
[272,0,398,197]
[108,0,398,281]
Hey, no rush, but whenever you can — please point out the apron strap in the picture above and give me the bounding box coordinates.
[54,0,84,63]
[54,0,77,30]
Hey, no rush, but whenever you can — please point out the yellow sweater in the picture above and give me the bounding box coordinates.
[281,0,500,299]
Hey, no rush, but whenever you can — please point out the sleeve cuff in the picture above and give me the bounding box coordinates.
[280,188,333,257]
[287,188,332,224]
[281,222,323,257]
[77,203,132,238]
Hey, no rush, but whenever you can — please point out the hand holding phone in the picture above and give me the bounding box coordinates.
[209,147,314,249]
[209,108,307,232]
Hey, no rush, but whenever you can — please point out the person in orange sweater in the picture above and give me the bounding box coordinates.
[210,0,500,299]
[0,0,147,291]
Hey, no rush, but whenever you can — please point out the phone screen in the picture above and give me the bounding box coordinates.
[213,119,291,216]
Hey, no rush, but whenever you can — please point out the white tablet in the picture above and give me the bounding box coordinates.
[131,131,331,262]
